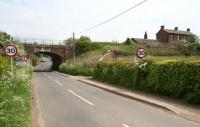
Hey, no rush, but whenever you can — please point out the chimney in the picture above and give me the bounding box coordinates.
[161,25,165,30]
[144,31,148,39]
[175,27,178,31]
[187,28,190,32]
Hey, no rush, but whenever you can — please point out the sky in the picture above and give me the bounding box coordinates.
[0,0,200,42]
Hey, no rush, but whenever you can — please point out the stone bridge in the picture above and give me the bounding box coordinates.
[24,44,73,70]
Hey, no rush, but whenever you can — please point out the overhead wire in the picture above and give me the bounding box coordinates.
[76,0,148,35]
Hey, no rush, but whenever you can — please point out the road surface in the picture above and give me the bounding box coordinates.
[33,59,200,127]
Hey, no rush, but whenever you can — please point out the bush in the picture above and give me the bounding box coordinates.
[94,61,200,104]
[0,57,9,76]
[123,38,132,45]
[94,61,149,88]
[75,36,101,54]
[0,57,32,127]
[181,36,200,56]
[59,62,94,76]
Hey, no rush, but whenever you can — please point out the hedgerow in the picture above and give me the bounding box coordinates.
[94,60,200,104]
[59,62,93,76]
[0,56,32,127]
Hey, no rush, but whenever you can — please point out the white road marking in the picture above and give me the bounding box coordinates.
[122,123,130,127]
[68,89,94,106]
[54,80,63,86]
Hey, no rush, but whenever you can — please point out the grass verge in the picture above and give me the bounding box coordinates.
[0,57,32,127]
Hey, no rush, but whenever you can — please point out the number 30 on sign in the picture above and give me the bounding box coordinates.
[136,48,146,59]
[4,44,18,57]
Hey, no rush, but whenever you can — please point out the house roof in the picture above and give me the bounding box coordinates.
[132,38,159,43]
[163,29,194,36]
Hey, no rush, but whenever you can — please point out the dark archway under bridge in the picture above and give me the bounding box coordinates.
[24,44,73,70]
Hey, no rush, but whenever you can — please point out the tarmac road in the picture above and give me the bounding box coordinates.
[33,59,200,127]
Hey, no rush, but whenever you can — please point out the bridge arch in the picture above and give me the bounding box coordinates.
[24,44,73,70]
[36,51,63,70]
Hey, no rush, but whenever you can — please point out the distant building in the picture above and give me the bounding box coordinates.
[156,25,194,43]
[132,25,195,43]
[132,32,159,44]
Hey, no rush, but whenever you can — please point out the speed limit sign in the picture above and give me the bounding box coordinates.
[4,44,18,57]
[136,48,146,58]
[21,55,29,61]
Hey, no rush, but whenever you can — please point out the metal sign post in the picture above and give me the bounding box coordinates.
[73,32,76,64]
[4,44,18,76]
[10,57,13,75]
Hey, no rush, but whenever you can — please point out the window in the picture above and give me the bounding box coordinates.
[177,35,180,40]
[171,35,173,41]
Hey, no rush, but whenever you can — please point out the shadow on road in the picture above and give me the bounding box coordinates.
[34,57,54,72]
[33,70,53,72]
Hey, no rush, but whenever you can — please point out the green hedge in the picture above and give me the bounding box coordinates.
[59,62,93,76]
[94,61,200,104]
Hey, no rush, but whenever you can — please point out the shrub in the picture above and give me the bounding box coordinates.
[0,56,9,76]
[0,57,32,127]
[181,36,200,56]
[59,62,94,76]
[94,61,149,88]
[75,36,101,54]
[94,61,200,104]
[123,38,132,45]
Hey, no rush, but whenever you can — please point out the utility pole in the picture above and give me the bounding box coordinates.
[73,32,76,64]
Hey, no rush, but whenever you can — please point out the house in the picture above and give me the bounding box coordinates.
[156,25,194,43]
[132,26,195,43]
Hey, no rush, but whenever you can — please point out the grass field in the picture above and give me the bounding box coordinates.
[61,40,200,66]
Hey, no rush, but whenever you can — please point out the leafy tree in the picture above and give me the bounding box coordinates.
[182,35,200,56]
[123,38,132,45]
[78,36,91,43]
[63,37,76,45]
[0,34,5,41]
[75,36,100,54]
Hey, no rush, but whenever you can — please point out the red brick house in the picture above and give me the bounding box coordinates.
[156,25,194,43]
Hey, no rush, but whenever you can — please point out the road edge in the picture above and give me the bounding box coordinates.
[31,73,45,127]
[54,71,174,112]
[55,71,200,124]
[78,80,174,112]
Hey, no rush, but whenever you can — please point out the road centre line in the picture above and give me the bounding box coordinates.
[68,89,94,106]
[122,123,130,127]
[54,80,64,86]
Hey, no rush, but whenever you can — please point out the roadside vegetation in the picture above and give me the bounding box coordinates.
[93,60,200,104]
[60,35,200,104]
[0,31,32,127]
[60,35,200,75]
[59,62,93,76]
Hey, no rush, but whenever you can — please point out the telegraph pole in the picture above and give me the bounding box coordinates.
[73,32,76,64]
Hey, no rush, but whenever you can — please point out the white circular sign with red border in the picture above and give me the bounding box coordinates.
[136,48,146,58]
[21,55,29,61]
[4,44,18,57]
